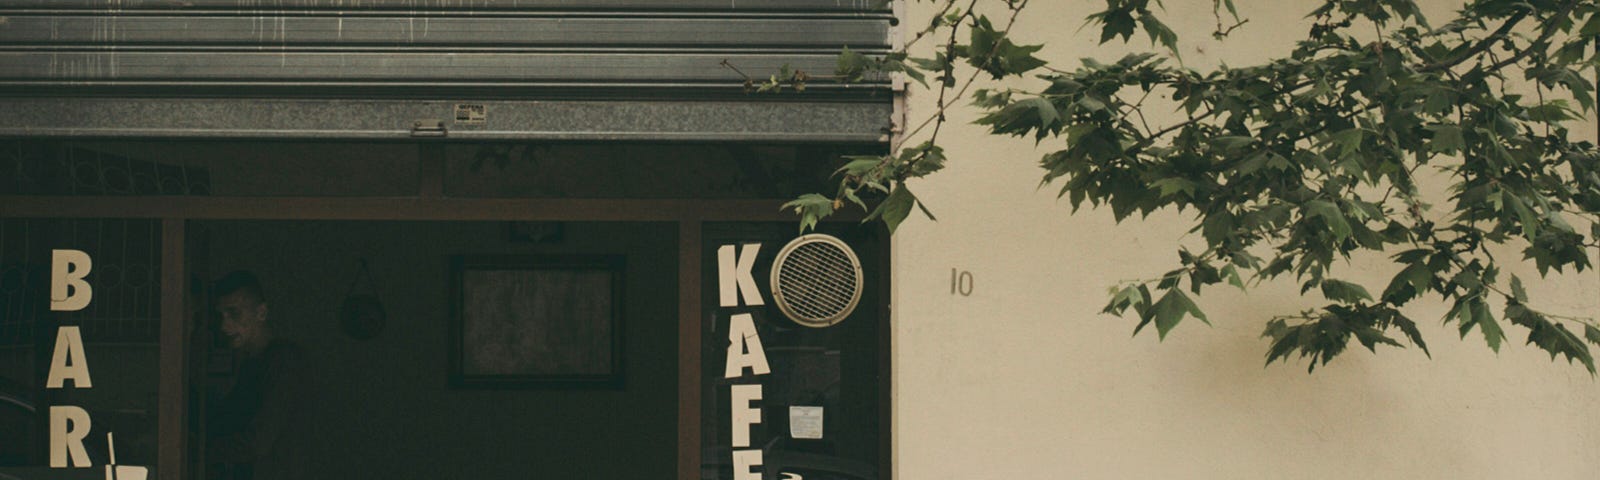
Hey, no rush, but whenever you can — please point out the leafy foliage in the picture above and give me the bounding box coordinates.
[790,0,1600,374]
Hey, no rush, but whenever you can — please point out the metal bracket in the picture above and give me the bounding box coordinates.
[410,119,447,137]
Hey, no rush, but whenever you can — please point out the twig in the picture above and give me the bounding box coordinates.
[896,0,1032,151]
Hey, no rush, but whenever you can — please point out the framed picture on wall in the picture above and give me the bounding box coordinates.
[449,255,625,388]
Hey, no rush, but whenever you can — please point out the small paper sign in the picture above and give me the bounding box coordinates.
[454,103,486,125]
[789,406,824,440]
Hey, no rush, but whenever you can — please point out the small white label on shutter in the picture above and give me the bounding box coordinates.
[454,103,486,125]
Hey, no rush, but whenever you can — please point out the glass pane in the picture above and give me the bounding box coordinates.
[194,221,675,478]
[0,218,162,478]
[701,222,885,480]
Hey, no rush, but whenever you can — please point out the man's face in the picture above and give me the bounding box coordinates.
[217,291,267,352]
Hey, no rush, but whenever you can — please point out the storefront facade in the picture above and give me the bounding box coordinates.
[0,2,898,479]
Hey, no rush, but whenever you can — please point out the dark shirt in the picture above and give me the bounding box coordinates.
[208,339,311,480]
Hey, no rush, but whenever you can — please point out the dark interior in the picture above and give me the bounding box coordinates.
[0,140,890,480]
[201,220,679,479]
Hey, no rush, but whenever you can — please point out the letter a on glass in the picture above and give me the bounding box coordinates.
[724,314,771,379]
[46,326,92,389]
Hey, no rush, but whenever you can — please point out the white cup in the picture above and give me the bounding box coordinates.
[104,465,148,480]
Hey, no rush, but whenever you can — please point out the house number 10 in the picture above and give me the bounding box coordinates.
[950,268,973,296]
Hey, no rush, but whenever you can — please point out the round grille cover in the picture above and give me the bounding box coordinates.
[770,234,864,328]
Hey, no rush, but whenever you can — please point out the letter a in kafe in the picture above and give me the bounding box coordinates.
[724,313,770,379]
[717,243,763,307]
[51,250,92,312]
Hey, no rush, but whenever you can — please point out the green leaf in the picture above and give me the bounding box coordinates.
[1025,97,1061,127]
[1456,298,1504,353]
[914,196,938,221]
[967,16,1048,79]
[1506,194,1540,240]
[1351,326,1403,353]
[1507,304,1596,374]
[1580,13,1600,37]
[864,184,917,235]
[1095,8,1138,44]
[1329,128,1365,160]
[1389,313,1431,358]
[782,193,835,233]
[1422,88,1457,115]
[1104,284,1149,315]
[902,142,948,178]
[835,46,872,82]
[837,156,885,177]
[1425,124,1464,154]
[1151,178,1198,199]
[1150,288,1209,340]
[840,188,867,212]
[1220,0,1239,19]
[1305,200,1352,239]
[1381,263,1433,304]
[1075,96,1108,112]
[1201,209,1235,246]
[1222,264,1246,290]
[1139,12,1179,52]
[1320,279,1373,304]
[1527,100,1576,122]
[1477,303,1504,353]
[1211,135,1254,152]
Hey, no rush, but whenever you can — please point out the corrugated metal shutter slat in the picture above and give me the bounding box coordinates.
[0,0,896,141]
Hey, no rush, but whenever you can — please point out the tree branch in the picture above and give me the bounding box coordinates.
[1418,10,1529,73]
[1484,1,1579,72]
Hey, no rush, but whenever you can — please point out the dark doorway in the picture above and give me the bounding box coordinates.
[192,221,678,479]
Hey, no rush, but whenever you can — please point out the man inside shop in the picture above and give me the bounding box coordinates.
[206,271,312,480]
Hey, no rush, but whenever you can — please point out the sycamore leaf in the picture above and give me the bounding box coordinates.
[1305,200,1352,239]
[1025,97,1061,128]
[1352,326,1403,353]
[1104,284,1149,315]
[1507,304,1596,374]
[1150,288,1209,340]
[1455,298,1504,353]
[1478,302,1505,353]
[968,16,1047,79]
[1152,178,1198,199]
[837,156,885,177]
[782,193,835,233]
[1320,279,1373,304]
[1425,124,1464,154]
[864,184,917,235]
[835,46,872,82]
[1389,313,1431,358]
[1139,12,1179,53]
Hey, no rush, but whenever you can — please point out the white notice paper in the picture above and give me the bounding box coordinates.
[789,406,824,439]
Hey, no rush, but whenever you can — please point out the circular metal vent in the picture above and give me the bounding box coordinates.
[770,234,864,328]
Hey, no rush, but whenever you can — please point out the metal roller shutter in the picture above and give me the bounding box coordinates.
[0,0,895,141]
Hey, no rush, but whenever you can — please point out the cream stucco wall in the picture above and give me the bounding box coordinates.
[891,1,1600,479]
